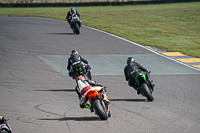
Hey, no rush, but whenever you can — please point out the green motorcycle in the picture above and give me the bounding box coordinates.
[135,72,154,101]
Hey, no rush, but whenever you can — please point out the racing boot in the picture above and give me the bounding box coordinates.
[149,82,155,93]
[80,103,93,112]
[103,93,110,105]
[137,89,141,95]
[146,72,155,89]
[130,84,141,95]
[85,103,94,112]
[150,82,155,89]
[79,97,93,112]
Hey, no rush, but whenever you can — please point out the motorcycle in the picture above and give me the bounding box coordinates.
[134,71,154,101]
[70,62,92,80]
[75,74,111,120]
[0,119,13,133]
[71,14,81,34]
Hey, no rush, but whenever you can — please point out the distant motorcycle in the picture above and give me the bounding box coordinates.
[134,71,154,101]
[0,119,13,133]
[71,14,81,34]
[75,74,111,120]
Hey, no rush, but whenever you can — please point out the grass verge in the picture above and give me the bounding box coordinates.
[0,2,200,57]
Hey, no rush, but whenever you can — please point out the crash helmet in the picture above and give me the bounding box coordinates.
[127,57,135,64]
[70,49,78,56]
[70,7,76,14]
[0,116,4,124]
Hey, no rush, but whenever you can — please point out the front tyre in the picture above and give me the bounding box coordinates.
[141,83,154,102]
[74,23,80,34]
[92,99,108,120]
[0,130,9,133]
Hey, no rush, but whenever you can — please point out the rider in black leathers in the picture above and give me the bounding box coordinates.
[67,49,91,79]
[0,116,6,124]
[124,57,153,94]
[66,7,80,28]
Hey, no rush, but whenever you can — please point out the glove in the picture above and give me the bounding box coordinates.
[97,83,103,87]
[148,71,151,73]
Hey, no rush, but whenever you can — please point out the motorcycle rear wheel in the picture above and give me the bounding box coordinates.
[92,99,108,120]
[141,83,154,101]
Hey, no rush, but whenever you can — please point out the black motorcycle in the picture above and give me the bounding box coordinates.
[71,14,81,34]
[71,63,92,80]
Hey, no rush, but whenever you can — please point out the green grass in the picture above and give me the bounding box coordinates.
[0,2,200,57]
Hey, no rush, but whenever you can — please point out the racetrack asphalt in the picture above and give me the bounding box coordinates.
[1,17,200,133]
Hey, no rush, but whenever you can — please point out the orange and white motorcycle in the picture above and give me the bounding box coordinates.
[76,75,111,120]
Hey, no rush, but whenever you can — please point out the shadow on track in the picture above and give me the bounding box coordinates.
[47,33,75,35]
[109,98,146,102]
[34,89,75,92]
[38,116,100,121]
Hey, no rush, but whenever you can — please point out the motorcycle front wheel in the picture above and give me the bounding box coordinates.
[141,83,154,102]
[0,130,10,133]
[92,99,108,120]
[74,23,80,34]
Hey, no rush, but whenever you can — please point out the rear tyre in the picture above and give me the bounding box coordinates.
[92,99,108,120]
[141,83,154,101]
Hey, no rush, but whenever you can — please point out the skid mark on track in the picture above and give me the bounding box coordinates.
[111,103,148,119]
[34,103,62,117]
[17,117,38,124]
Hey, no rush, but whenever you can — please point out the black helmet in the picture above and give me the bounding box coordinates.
[127,57,135,64]
[70,7,76,14]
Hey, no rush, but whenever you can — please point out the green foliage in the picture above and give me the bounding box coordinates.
[0,2,200,57]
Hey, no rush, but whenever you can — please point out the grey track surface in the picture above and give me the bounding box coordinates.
[1,17,200,133]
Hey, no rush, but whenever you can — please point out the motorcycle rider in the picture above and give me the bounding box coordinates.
[124,57,154,94]
[67,49,91,79]
[77,75,110,112]
[66,7,80,28]
[0,116,6,124]
[0,115,13,133]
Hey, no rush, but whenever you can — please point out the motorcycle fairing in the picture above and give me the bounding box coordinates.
[135,73,146,85]
[71,14,80,23]
[86,89,98,99]
[0,124,12,133]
